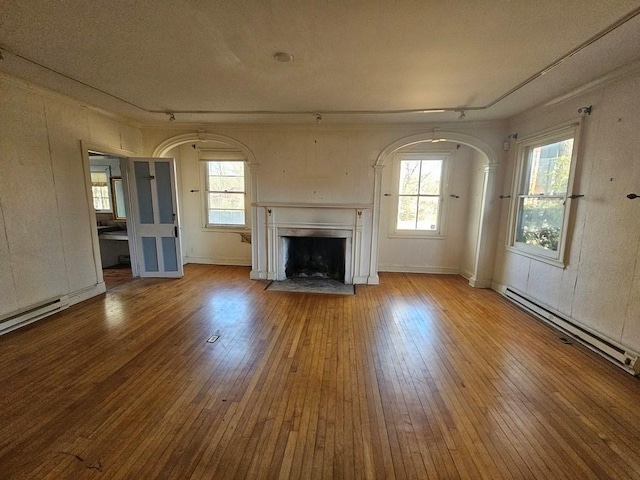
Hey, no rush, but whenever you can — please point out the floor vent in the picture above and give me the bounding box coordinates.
[0,296,70,336]
[504,287,639,376]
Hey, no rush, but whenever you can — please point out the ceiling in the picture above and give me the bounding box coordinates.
[1,1,640,125]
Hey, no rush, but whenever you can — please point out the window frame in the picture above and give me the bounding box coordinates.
[199,153,249,231]
[507,122,582,267]
[389,151,450,238]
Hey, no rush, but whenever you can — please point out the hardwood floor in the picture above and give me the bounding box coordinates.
[1,265,639,479]
[102,265,133,290]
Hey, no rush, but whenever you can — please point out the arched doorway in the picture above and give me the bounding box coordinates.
[152,132,259,275]
[371,132,501,287]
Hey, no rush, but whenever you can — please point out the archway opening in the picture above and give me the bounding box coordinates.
[153,132,258,272]
[372,132,499,287]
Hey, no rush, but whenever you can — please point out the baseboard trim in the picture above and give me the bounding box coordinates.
[250,270,269,280]
[378,265,460,275]
[185,256,251,266]
[69,282,106,306]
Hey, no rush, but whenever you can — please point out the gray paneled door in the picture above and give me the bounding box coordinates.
[129,158,183,278]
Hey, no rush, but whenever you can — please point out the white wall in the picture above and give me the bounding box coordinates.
[169,142,253,266]
[460,150,487,278]
[492,68,640,354]
[143,124,507,280]
[0,74,143,320]
[377,143,479,273]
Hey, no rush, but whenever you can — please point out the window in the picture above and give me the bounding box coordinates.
[510,124,580,263]
[393,153,446,235]
[91,170,111,212]
[203,160,246,227]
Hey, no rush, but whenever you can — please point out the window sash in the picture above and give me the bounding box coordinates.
[519,138,573,196]
[514,195,566,254]
[395,158,444,233]
[202,160,247,227]
[91,170,112,212]
[509,123,580,264]
[92,185,112,211]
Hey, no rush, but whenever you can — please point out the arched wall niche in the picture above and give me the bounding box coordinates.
[370,131,500,287]
[152,131,260,274]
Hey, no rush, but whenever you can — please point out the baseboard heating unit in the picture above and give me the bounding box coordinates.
[0,296,70,336]
[503,287,640,376]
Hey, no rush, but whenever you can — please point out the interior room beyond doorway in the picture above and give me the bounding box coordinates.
[89,151,133,289]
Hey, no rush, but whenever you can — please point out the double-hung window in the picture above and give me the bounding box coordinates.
[510,124,580,264]
[201,155,247,228]
[91,169,112,212]
[393,153,447,236]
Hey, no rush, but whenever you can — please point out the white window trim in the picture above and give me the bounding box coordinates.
[506,122,582,268]
[198,151,250,232]
[389,151,451,239]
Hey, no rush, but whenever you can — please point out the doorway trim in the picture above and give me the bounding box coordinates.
[81,141,138,286]
[371,131,500,287]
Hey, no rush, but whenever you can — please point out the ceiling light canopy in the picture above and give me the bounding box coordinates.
[273,51,294,63]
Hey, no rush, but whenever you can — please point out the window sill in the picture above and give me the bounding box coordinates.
[388,232,445,240]
[202,226,250,234]
[505,245,566,268]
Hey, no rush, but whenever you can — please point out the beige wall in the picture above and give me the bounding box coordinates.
[492,68,640,354]
[378,143,477,273]
[0,75,143,319]
[143,124,507,273]
[169,142,253,266]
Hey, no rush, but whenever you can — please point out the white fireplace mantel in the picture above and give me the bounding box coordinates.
[250,203,375,284]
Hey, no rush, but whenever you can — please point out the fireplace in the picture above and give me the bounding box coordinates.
[277,227,353,284]
[284,236,346,281]
[251,205,373,284]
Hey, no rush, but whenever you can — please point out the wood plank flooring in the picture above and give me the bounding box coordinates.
[1,264,640,479]
[102,265,133,290]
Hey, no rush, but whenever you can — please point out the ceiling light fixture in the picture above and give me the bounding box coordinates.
[457,110,466,120]
[315,113,322,123]
[421,109,446,113]
[167,112,176,122]
[273,51,294,63]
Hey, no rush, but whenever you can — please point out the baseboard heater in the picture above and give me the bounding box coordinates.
[503,287,640,376]
[0,296,70,336]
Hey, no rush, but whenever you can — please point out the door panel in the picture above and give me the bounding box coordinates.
[130,158,183,278]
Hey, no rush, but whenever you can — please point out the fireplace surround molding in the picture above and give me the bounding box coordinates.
[250,203,375,285]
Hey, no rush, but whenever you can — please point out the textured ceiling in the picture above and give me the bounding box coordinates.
[1,0,640,124]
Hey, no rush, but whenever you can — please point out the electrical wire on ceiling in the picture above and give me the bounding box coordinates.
[0,6,638,122]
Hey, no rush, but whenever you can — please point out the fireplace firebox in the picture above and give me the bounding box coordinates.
[284,236,346,281]
[276,227,354,284]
